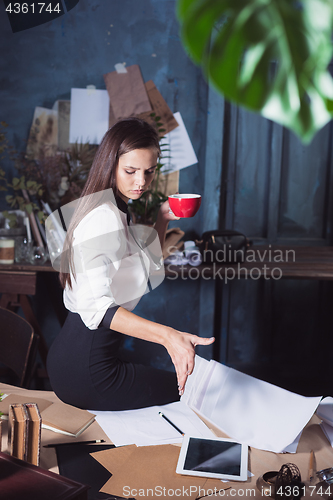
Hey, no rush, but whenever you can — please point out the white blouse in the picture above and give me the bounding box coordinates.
[63,202,164,330]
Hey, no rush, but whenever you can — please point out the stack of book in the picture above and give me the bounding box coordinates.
[8,402,42,466]
[0,394,96,438]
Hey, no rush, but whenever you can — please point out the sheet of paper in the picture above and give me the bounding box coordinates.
[160,112,198,173]
[282,431,303,453]
[316,396,333,425]
[88,400,215,447]
[138,80,179,134]
[91,444,228,499]
[104,64,151,119]
[182,357,322,453]
[69,88,109,145]
[321,421,333,446]
[26,106,58,160]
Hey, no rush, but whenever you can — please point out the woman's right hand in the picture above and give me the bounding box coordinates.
[163,328,215,396]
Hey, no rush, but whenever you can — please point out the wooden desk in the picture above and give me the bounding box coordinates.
[0,383,112,499]
[1,383,333,499]
[0,382,113,472]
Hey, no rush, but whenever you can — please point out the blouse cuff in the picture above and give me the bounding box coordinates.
[99,305,120,328]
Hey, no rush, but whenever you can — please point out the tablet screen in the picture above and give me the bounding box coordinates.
[176,436,248,481]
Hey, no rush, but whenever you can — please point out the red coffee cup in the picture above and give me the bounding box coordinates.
[168,194,202,218]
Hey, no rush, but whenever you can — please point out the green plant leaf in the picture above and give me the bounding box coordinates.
[5,195,14,204]
[37,210,45,222]
[177,0,333,142]
[25,203,33,215]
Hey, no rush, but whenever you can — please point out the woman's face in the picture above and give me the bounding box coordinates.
[116,148,158,203]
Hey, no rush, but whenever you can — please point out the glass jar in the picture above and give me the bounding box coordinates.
[0,237,15,264]
[15,237,33,264]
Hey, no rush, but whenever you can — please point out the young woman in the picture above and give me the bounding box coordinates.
[47,117,214,411]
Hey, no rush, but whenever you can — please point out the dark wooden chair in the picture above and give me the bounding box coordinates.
[0,306,39,388]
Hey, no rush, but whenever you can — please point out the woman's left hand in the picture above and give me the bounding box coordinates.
[158,199,180,222]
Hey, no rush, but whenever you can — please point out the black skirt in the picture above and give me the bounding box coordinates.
[47,312,179,411]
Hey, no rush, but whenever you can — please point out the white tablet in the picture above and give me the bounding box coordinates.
[176,436,248,481]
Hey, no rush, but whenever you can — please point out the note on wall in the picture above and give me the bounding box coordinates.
[69,88,109,145]
[160,112,198,173]
[104,64,151,119]
[26,107,58,160]
[138,80,179,134]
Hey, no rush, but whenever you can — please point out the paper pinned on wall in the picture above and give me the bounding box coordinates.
[138,80,179,134]
[56,100,71,151]
[104,64,151,120]
[69,88,109,145]
[26,107,58,160]
[160,112,198,173]
[114,62,127,73]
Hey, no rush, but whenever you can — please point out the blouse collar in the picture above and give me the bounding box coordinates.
[115,195,131,225]
[115,195,128,214]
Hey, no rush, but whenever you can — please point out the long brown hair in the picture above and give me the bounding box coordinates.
[59,117,161,289]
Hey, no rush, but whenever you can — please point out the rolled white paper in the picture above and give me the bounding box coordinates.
[25,216,32,242]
